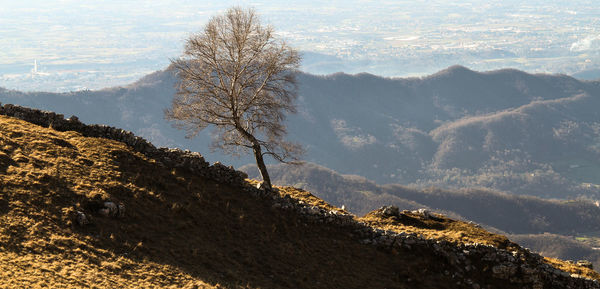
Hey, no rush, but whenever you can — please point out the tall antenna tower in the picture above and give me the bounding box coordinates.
[31,60,38,78]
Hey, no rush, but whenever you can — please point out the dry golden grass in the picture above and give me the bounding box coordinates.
[1,114,597,288]
[0,116,218,289]
[264,183,348,214]
[359,210,518,250]
[544,257,600,280]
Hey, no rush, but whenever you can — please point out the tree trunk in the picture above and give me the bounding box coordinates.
[252,143,272,190]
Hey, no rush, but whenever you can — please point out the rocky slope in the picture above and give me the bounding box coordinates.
[1,104,600,288]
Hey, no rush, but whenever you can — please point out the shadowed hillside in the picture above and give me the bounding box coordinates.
[242,162,600,268]
[243,162,600,234]
[1,109,599,288]
[2,66,599,198]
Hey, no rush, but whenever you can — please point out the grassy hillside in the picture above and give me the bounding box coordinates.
[0,115,492,288]
[0,114,444,288]
[2,113,599,288]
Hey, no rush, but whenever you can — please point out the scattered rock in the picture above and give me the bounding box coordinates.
[256,182,265,190]
[577,260,594,269]
[75,210,89,226]
[117,203,125,218]
[416,208,431,219]
[98,201,125,218]
[380,205,400,217]
[492,264,517,279]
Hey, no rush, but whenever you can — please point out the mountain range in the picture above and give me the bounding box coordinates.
[2,65,599,199]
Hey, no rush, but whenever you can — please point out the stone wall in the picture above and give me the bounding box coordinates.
[1,103,598,288]
[255,185,600,289]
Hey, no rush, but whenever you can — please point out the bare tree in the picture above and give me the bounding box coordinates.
[166,7,303,190]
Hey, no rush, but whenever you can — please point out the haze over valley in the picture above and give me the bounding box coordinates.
[2,0,599,92]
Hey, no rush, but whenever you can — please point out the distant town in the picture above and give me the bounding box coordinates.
[1,0,598,92]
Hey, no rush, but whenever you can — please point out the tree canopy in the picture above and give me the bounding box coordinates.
[167,7,303,190]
